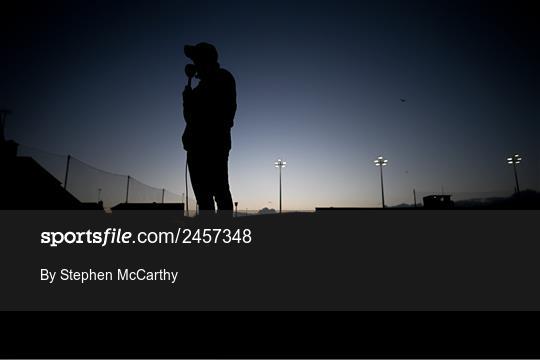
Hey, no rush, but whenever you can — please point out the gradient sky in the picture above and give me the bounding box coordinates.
[2,0,539,209]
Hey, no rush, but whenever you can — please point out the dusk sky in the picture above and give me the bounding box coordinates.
[2,0,538,209]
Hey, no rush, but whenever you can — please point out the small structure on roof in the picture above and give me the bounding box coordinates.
[423,195,454,209]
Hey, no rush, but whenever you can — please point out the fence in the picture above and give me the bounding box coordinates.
[16,144,526,212]
[18,144,183,209]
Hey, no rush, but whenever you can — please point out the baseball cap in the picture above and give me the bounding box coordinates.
[184,42,219,63]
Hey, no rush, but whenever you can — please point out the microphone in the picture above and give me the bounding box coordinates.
[185,63,196,89]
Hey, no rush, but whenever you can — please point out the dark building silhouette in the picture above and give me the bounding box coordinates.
[79,201,105,210]
[423,195,454,209]
[1,112,82,209]
[1,150,83,210]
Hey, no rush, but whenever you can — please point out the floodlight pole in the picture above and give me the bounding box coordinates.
[279,166,282,213]
[379,163,385,208]
[274,159,287,213]
[507,154,522,194]
[512,161,520,194]
[373,156,388,208]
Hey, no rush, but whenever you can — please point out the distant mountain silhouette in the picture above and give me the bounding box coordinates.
[258,207,277,214]
[453,190,540,209]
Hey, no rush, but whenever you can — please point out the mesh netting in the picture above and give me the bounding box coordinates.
[18,144,183,209]
[127,177,164,204]
[67,157,127,207]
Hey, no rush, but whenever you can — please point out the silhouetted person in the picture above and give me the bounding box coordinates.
[182,42,236,213]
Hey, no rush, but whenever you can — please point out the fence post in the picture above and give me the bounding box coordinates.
[125,176,131,203]
[63,155,71,189]
[162,188,165,204]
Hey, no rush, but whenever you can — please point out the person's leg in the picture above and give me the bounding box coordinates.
[187,151,215,211]
[213,151,233,211]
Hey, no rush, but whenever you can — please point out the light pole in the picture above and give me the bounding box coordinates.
[373,156,388,208]
[274,159,287,213]
[507,154,523,194]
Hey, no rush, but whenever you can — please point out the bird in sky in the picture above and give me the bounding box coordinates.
[400,98,407,102]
